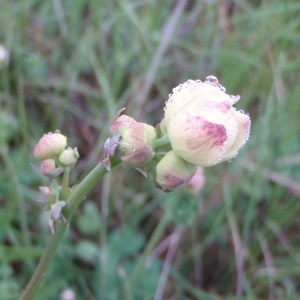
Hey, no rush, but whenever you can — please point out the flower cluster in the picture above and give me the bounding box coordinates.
[35,76,250,198]
[34,131,79,233]
[102,76,250,191]
[34,131,79,174]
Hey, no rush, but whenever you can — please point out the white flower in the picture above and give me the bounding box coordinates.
[163,77,251,166]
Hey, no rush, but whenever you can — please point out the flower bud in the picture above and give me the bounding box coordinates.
[120,122,156,167]
[111,115,156,167]
[40,159,56,176]
[164,77,251,166]
[110,115,136,135]
[34,131,67,160]
[156,150,196,191]
[58,147,79,167]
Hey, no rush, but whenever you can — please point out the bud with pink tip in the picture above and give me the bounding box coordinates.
[164,77,251,167]
[110,115,136,135]
[156,150,196,191]
[34,131,67,160]
[111,115,156,167]
[58,147,79,167]
[40,159,56,176]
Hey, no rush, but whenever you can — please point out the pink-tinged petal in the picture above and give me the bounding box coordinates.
[163,77,250,167]
[40,159,56,176]
[119,122,156,167]
[34,132,67,160]
[222,111,251,161]
[110,115,136,135]
[164,80,231,127]
[167,112,228,166]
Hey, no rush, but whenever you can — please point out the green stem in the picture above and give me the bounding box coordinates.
[20,222,67,300]
[20,159,121,300]
[99,174,111,299]
[155,135,170,150]
[61,168,70,200]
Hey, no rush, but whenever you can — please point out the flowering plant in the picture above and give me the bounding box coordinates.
[21,76,250,299]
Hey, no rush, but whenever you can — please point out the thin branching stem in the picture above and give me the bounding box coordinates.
[20,160,121,300]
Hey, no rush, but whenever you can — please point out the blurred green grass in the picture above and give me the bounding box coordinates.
[1,0,300,299]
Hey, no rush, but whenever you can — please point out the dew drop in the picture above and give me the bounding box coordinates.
[205,75,218,83]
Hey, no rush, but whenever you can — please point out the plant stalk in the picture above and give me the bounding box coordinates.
[155,135,170,150]
[20,160,120,300]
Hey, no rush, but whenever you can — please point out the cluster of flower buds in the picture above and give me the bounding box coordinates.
[34,131,79,174]
[155,76,250,191]
[103,76,250,192]
[34,130,79,233]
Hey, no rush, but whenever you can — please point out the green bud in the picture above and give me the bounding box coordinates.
[58,147,79,167]
[156,150,196,191]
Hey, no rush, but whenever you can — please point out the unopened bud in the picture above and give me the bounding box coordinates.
[111,115,156,167]
[34,131,67,160]
[40,159,56,176]
[110,115,136,135]
[156,150,196,191]
[119,122,156,167]
[58,147,79,167]
[164,78,251,166]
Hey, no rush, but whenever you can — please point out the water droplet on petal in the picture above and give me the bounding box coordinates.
[205,75,218,83]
